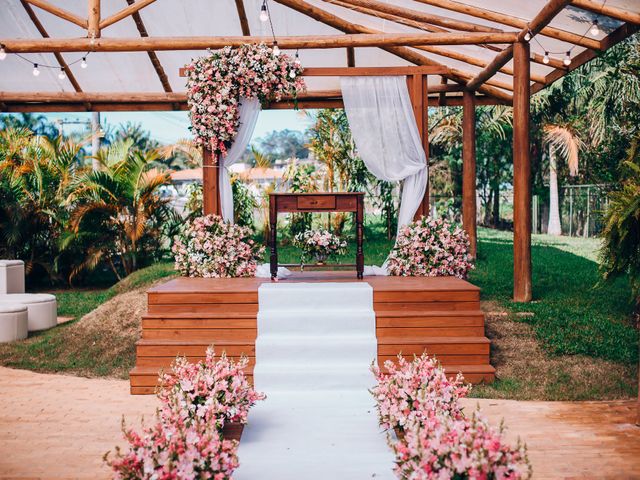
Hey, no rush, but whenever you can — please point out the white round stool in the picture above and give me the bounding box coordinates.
[0,294,57,332]
[0,260,25,294]
[0,304,28,342]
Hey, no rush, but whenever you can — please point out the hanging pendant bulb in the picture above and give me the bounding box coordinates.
[58,68,66,80]
[590,20,600,37]
[294,51,301,66]
[272,41,280,56]
[524,30,532,41]
[81,57,88,69]
[32,64,40,76]
[543,52,550,65]
[260,1,269,22]
[563,51,572,66]
[0,45,6,61]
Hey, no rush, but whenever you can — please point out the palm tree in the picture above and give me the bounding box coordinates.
[158,138,202,170]
[542,124,584,236]
[63,140,175,281]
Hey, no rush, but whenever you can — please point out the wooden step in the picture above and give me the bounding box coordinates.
[376,310,484,326]
[136,355,255,368]
[148,303,259,314]
[130,366,253,388]
[142,328,257,340]
[378,354,488,365]
[373,289,479,303]
[136,339,255,357]
[374,301,480,312]
[378,336,491,356]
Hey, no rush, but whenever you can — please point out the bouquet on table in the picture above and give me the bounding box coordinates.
[292,229,347,264]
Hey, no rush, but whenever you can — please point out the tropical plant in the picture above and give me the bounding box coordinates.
[231,175,257,228]
[158,138,202,170]
[543,123,584,236]
[62,140,175,281]
[283,160,318,238]
[599,140,640,320]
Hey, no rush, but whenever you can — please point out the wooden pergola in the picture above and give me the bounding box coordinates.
[1,0,639,303]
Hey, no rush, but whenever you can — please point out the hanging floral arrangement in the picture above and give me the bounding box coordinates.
[185,43,306,158]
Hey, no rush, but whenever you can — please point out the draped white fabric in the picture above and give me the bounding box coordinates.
[341,76,428,231]
[219,97,261,222]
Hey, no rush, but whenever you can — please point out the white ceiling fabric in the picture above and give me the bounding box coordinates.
[0,0,634,95]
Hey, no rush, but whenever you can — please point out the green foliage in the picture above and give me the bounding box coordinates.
[254,128,308,161]
[599,141,640,314]
[231,175,257,228]
[283,161,318,237]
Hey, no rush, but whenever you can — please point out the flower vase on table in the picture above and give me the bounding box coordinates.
[293,229,347,267]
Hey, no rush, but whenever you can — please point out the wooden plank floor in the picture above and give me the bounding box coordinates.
[131,272,495,394]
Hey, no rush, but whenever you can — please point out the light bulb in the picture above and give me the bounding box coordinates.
[58,68,66,80]
[260,3,268,22]
[590,20,600,37]
[0,46,6,61]
[32,64,40,76]
[289,69,296,79]
[524,31,531,41]
[294,52,301,66]
[563,52,571,66]
[543,52,550,64]
[81,57,87,69]
[272,42,280,56]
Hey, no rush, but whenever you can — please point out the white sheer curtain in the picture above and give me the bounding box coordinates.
[341,76,428,231]
[219,97,261,222]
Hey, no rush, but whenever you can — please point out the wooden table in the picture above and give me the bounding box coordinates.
[269,192,365,279]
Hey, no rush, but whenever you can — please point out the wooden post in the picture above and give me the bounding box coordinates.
[462,89,477,259]
[202,147,221,216]
[88,0,100,38]
[408,74,430,219]
[513,41,532,302]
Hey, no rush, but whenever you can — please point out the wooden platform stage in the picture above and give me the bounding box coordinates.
[130,272,496,394]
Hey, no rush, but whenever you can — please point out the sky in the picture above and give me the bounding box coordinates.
[35,109,315,145]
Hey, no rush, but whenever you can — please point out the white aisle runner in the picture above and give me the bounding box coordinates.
[235,283,395,479]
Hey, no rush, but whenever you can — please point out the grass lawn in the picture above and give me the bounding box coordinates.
[0,223,637,399]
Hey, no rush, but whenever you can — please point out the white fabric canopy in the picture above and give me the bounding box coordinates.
[219,97,261,223]
[341,76,428,231]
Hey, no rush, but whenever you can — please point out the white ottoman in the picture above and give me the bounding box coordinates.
[0,294,57,332]
[0,260,25,294]
[0,304,28,342]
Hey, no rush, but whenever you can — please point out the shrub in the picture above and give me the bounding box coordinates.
[157,347,266,430]
[370,353,470,431]
[173,214,264,278]
[391,412,531,479]
[387,217,473,278]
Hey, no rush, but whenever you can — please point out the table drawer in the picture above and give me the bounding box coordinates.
[297,195,336,210]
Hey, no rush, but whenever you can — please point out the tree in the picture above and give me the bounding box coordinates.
[543,124,584,236]
[62,140,175,281]
[258,129,308,160]
[158,138,202,170]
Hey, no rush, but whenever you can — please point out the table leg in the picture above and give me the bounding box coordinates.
[269,199,277,279]
[356,196,364,279]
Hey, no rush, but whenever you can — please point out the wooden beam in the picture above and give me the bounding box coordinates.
[0,32,518,53]
[234,0,251,36]
[24,0,87,28]
[467,0,572,91]
[462,90,477,259]
[571,0,640,24]
[347,47,355,67]
[19,1,83,94]
[325,0,503,33]
[125,0,171,93]
[438,77,448,106]
[202,148,220,216]
[88,0,100,38]
[273,0,513,101]
[407,74,430,219]
[301,66,449,75]
[330,0,566,69]
[412,0,601,50]
[512,41,532,302]
[99,0,157,30]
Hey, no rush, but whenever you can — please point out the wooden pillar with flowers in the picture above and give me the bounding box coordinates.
[202,147,221,216]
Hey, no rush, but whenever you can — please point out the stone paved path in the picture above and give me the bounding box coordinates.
[0,367,638,479]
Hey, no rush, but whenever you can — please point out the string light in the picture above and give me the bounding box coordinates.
[58,68,66,80]
[563,51,572,66]
[543,52,550,64]
[294,50,301,65]
[259,0,269,22]
[590,20,600,37]
[0,45,6,61]
[272,41,280,56]
[81,57,88,68]
[32,64,40,76]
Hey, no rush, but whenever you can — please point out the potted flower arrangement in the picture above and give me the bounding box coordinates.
[390,412,532,479]
[172,214,265,278]
[387,216,474,278]
[157,347,266,441]
[370,353,470,436]
[292,229,347,264]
